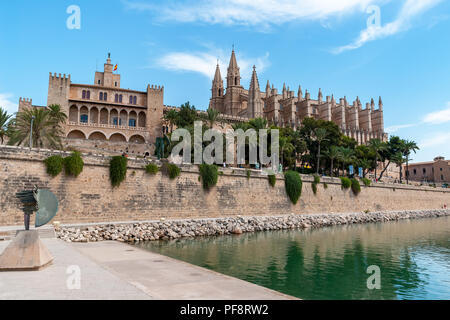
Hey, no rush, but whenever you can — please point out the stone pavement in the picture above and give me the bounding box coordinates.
[0,239,293,300]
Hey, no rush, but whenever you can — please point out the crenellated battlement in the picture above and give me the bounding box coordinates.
[49,72,71,87]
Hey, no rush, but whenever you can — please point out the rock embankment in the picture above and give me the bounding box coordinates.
[56,209,450,243]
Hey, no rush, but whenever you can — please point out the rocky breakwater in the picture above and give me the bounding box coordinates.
[56,209,450,243]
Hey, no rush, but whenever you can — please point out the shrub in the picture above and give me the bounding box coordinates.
[312,182,318,195]
[63,151,84,177]
[340,177,352,190]
[110,156,128,187]
[199,164,218,190]
[246,170,251,179]
[145,163,159,175]
[44,155,63,177]
[323,182,328,189]
[362,178,371,187]
[166,163,180,180]
[284,170,303,205]
[351,178,361,196]
[268,174,276,187]
[313,175,321,184]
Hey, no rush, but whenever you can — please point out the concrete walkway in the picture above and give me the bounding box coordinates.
[0,239,293,300]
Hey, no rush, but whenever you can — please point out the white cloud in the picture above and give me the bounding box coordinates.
[123,0,380,28]
[385,123,416,133]
[423,102,450,124]
[156,48,270,80]
[419,131,450,148]
[0,93,17,114]
[334,0,443,53]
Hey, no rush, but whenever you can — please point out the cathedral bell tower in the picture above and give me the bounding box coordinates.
[225,48,243,115]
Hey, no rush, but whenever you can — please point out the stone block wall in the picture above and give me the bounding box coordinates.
[1,146,449,226]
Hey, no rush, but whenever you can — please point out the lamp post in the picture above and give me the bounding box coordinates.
[30,116,35,149]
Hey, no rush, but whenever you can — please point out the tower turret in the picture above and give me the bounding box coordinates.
[211,63,224,98]
[227,49,241,88]
[247,66,263,118]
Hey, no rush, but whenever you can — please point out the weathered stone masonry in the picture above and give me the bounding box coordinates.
[1,146,449,226]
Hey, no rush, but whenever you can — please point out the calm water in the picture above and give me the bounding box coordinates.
[135,216,450,300]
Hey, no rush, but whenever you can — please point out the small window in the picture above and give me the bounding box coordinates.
[133,96,137,105]
[98,80,101,85]
[413,169,417,175]
[80,114,88,123]
[115,82,118,87]
[119,95,122,103]
[104,93,107,101]
[112,117,118,125]
[129,119,136,127]
[82,90,86,99]
[423,168,426,174]
[440,168,443,171]
[99,92,103,101]
[129,96,133,104]
[115,94,118,102]
[86,91,90,99]
[441,175,444,180]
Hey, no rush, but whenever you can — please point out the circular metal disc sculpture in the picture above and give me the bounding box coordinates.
[0,187,59,271]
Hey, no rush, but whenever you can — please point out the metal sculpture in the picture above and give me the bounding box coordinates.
[16,187,59,230]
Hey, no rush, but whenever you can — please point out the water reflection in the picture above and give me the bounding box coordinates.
[135,216,450,300]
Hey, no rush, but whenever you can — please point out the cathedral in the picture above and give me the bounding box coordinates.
[210,50,387,144]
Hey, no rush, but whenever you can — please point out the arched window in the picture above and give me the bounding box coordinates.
[129,96,133,104]
[133,96,137,105]
[80,114,88,123]
[99,92,103,101]
[129,119,136,127]
[115,94,118,102]
[119,95,122,103]
[104,93,107,101]
[82,90,86,99]
[86,91,90,99]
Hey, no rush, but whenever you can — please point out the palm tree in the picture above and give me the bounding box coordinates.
[338,147,355,176]
[324,145,341,176]
[391,152,406,183]
[312,128,328,174]
[163,109,178,133]
[206,107,220,129]
[8,107,64,149]
[368,139,387,181]
[279,136,294,170]
[0,107,12,144]
[403,140,419,184]
[47,104,67,126]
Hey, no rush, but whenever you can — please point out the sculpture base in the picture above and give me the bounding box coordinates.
[0,230,53,271]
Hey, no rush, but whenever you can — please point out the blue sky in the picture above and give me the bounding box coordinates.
[0,0,449,162]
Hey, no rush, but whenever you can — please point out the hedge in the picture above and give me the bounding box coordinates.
[351,178,361,195]
[44,155,63,177]
[63,151,84,177]
[268,174,276,187]
[284,170,303,205]
[199,164,219,190]
[362,178,371,187]
[166,163,181,180]
[340,177,352,189]
[145,163,159,175]
[110,156,128,187]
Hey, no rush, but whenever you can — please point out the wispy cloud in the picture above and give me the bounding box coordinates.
[419,131,450,148]
[0,93,17,114]
[155,48,270,80]
[334,0,443,53]
[423,102,450,124]
[123,0,380,29]
[385,123,416,133]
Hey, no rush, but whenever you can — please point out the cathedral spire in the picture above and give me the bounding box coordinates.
[378,96,383,111]
[318,88,323,103]
[298,85,303,100]
[211,63,223,99]
[266,80,271,95]
[248,66,263,118]
[227,48,240,87]
[371,98,375,110]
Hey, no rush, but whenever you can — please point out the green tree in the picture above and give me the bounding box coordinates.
[337,147,355,176]
[312,128,328,175]
[377,136,404,180]
[175,101,198,128]
[403,140,419,185]
[47,104,67,126]
[0,107,12,144]
[8,107,64,149]
[163,108,178,133]
[391,152,406,183]
[324,146,341,176]
[368,139,387,181]
[205,107,220,129]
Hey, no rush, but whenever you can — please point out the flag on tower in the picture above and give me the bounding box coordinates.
[113,64,118,71]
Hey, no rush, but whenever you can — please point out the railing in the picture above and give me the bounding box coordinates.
[67,121,146,131]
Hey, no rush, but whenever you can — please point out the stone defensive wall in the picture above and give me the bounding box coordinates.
[1,145,449,226]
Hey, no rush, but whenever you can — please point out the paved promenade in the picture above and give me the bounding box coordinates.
[0,239,293,300]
